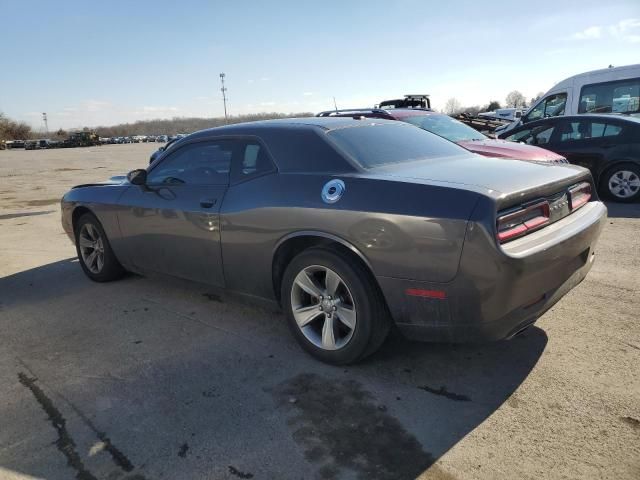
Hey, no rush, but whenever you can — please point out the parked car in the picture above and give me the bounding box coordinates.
[499,114,640,202]
[478,108,524,122]
[61,117,606,364]
[156,135,168,142]
[6,140,25,149]
[497,63,640,135]
[24,140,38,150]
[318,108,567,163]
[147,135,157,143]
[149,136,183,164]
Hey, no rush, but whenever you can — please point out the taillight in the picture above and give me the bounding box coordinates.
[497,200,550,243]
[569,182,591,210]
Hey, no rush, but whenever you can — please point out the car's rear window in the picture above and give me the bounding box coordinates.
[326,122,468,169]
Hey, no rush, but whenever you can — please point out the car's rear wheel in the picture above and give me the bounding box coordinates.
[75,213,125,282]
[601,163,640,202]
[282,247,390,364]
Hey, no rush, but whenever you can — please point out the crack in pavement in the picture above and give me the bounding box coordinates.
[16,359,145,479]
[18,372,98,480]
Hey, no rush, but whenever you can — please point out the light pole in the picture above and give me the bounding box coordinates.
[220,73,228,121]
[42,112,49,134]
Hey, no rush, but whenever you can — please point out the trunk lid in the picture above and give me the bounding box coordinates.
[368,154,592,206]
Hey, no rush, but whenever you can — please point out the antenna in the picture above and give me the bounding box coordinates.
[220,73,228,121]
[42,112,49,133]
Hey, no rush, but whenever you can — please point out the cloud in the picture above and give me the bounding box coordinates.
[571,25,603,40]
[303,92,314,96]
[570,18,640,43]
[609,18,640,43]
[84,100,111,112]
[140,106,179,113]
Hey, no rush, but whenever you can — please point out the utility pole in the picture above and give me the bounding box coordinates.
[220,73,228,121]
[42,112,49,133]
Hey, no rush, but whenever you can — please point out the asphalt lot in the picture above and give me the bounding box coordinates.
[0,144,638,480]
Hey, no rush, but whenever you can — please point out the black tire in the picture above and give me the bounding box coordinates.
[281,247,390,365]
[600,163,640,203]
[75,212,125,282]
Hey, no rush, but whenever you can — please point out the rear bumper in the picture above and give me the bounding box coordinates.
[378,201,607,342]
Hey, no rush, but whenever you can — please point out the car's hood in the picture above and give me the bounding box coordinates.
[457,139,565,162]
[367,153,591,204]
[72,175,127,189]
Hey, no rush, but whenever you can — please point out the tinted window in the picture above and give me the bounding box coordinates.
[147,141,232,185]
[505,124,555,145]
[579,79,640,114]
[525,93,567,122]
[230,141,275,183]
[556,121,624,141]
[403,114,486,142]
[261,127,354,173]
[326,123,468,169]
[591,123,623,137]
[557,121,587,142]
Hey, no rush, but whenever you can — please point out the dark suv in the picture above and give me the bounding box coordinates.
[498,114,640,202]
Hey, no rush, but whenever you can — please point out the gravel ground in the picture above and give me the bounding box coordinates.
[0,144,638,480]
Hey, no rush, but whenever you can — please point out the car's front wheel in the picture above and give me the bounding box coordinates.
[75,212,125,282]
[601,163,640,202]
[282,248,390,364]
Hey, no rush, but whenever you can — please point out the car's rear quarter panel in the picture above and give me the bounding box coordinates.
[219,173,480,300]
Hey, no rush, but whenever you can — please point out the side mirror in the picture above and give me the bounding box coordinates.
[127,169,147,185]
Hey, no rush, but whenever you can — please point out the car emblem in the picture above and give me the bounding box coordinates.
[321,179,345,204]
[549,193,569,212]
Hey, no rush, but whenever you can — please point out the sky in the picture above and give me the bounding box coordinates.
[1,0,639,130]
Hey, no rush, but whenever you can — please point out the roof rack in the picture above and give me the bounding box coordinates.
[316,108,394,118]
[377,94,431,109]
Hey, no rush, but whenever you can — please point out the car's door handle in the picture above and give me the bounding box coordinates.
[200,198,217,208]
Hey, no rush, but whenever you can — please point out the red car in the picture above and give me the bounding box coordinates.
[317,108,567,164]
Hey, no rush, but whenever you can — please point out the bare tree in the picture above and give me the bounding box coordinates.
[505,91,526,108]
[530,91,545,105]
[93,112,313,137]
[444,98,462,115]
[0,111,32,140]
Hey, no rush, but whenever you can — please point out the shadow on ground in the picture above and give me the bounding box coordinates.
[0,259,547,480]
[604,200,640,219]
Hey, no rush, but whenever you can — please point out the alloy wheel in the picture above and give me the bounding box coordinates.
[78,223,105,274]
[290,265,357,351]
[609,170,640,199]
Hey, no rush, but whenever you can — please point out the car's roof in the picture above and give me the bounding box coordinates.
[382,108,441,119]
[188,116,400,139]
[527,113,640,125]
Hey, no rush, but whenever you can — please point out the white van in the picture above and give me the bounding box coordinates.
[478,108,524,121]
[497,64,640,135]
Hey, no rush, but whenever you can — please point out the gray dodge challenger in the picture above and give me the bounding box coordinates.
[61,117,607,364]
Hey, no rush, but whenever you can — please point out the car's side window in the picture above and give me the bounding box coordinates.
[147,141,232,185]
[506,125,555,145]
[524,93,567,122]
[230,141,275,183]
[591,123,623,138]
[579,79,640,114]
[505,128,532,143]
[557,121,588,142]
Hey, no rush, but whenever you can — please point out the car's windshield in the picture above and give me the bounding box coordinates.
[403,114,486,142]
[326,122,469,169]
